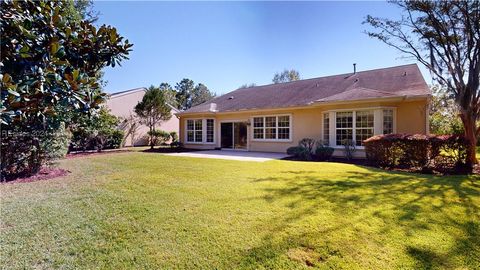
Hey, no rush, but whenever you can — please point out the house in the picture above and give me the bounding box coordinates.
[106,87,180,146]
[176,64,430,157]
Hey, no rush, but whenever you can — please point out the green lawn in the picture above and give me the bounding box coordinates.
[1,152,479,269]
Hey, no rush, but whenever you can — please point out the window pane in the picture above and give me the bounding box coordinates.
[194,119,202,130]
[265,128,276,139]
[278,116,290,127]
[206,119,214,142]
[336,112,353,128]
[195,130,202,142]
[336,129,353,145]
[265,116,276,127]
[253,128,264,139]
[323,113,329,145]
[383,109,394,134]
[355,128,373,146]
[278,128,290,139]
[253,117,264,128]
[187,131,194,142]
[356,111,374,128]
[187,120,194,130]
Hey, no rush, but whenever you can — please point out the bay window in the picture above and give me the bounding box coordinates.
[252,115,291,141]
[331,109,394,147]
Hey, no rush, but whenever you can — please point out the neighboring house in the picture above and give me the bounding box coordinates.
[106,87,180,147]
[177,64,431,157]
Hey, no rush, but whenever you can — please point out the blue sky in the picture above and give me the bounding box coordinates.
[95,1,431,95]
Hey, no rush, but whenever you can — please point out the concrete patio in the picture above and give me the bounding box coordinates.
[164,150,288,162]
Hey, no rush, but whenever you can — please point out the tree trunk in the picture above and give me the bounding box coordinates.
[149,124,154,150]
[459,111,478,170]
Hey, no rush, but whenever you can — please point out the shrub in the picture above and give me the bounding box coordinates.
[105,130,124,149]
[147,130,171,146]
[315,143,334,161]
[342,139,356,160]
[298,138,316,154]
[364,134,469,173]
[286,146,312,161]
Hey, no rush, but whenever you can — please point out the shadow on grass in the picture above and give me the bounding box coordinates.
[241,166,480,268]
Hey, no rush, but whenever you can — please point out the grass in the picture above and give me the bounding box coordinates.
[1,152,479,269]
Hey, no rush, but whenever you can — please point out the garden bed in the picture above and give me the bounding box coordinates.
[1,167,69,184]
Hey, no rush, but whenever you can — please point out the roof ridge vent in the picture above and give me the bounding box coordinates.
[228,96,234,100]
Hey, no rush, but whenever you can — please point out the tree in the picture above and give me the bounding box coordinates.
[175,78,195,110]
[0,0,131,179]
[65,0,99,23]
[272,69,300,84]
[191,83,215,107]
[134,86,172,149]
[429,85,464,135]
[174,79,215,110]
[238,83,257,89]
[159,82,178,108]
[364,0,480,169]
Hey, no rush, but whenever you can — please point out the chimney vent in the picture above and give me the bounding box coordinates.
[209,103,217,112]
[353,63,357,74]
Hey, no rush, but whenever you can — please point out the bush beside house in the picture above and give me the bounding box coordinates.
[364,134,469,174]
[287,138,334,161]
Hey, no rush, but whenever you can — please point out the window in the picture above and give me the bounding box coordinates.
[383,109,394,134]
[206,119,214,142]
[252,115,291,141]
[355,110,374,146]
[186,119,203,143]
[323,113,329,145]
[253,117,264,139]
[336,112,353,145]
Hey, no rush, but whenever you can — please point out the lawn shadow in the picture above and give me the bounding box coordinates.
[240,165,480,268]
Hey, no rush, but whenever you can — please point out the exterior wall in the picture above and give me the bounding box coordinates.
[106,90,180,147]
[179,98,428,157]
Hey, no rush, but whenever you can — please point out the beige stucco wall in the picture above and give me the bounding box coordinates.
[106,90,179,146]
[178,98,428,156]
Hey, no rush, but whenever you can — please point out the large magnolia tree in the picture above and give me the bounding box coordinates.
[1,0,132,179]
[365,0,480,168]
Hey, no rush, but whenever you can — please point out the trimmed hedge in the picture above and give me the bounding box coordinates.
[364,134,468,173]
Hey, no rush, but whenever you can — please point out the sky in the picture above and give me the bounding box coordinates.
[95,1,432,95]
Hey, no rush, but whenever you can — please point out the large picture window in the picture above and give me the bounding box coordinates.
[355,111,374,146]
[335,112,353,145]
[335,110,375,146]
[186,119,203,143]
[252,115,291,141]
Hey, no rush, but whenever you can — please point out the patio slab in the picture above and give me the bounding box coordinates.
[164,150,288,162]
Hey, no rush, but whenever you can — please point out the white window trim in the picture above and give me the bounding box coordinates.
[184,118,216,144]
[250,114,293,142]
[322,107,397,149]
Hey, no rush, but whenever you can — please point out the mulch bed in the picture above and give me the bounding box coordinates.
[142,147,204,154]
[2,167,70,184]
[66,149,132,159]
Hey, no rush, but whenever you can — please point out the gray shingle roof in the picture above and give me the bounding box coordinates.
[180,64,430,114]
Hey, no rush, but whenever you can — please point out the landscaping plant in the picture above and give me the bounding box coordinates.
[0,0,132,180]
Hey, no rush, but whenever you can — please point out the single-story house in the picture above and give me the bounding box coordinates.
[106,87,180,146]
[176,64,430,157]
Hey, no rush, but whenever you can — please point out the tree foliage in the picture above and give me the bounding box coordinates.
[134,86,172,149]
[429,85,464,135]
[174,79,215,110]
[364,0,480,168]
[272,69,300,84]
[0,0,131,179]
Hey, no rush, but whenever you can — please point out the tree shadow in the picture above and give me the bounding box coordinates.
[239,166,480,268]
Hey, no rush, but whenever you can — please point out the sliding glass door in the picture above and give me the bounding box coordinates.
[221,122,247,150]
